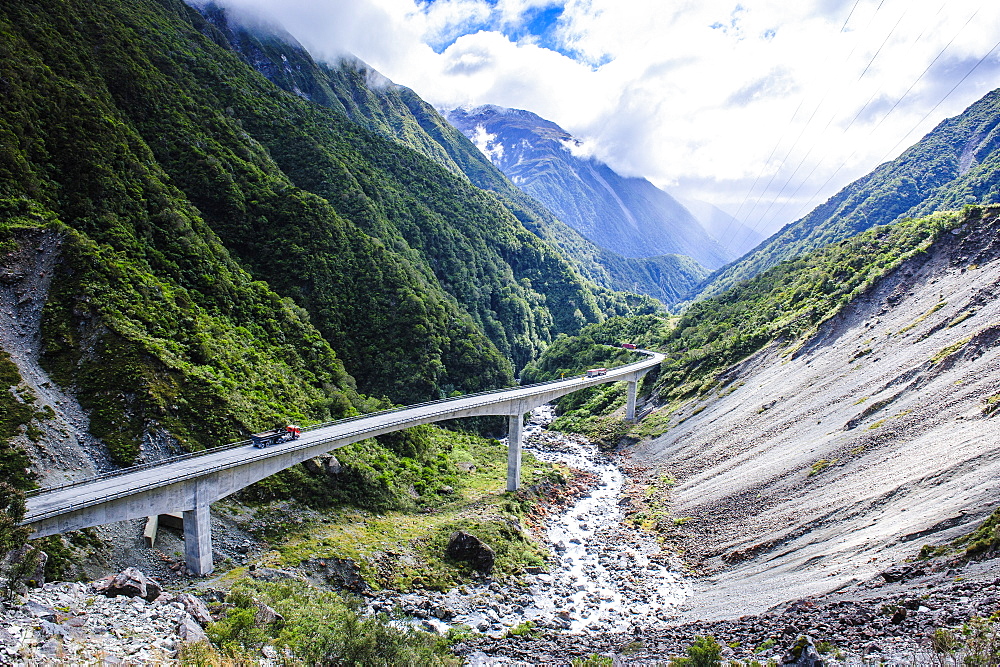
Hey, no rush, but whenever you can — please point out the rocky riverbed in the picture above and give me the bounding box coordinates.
[456,551,1000,665]
[367,406,691,637]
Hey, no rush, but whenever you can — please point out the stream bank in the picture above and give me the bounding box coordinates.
[368,406,690,636]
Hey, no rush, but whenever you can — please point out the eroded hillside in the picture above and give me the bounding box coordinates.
[630,207,1000,619]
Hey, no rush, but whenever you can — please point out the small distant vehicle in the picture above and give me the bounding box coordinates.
[251,425,301,448]
[621,343,637,350]
[585,368,608,378]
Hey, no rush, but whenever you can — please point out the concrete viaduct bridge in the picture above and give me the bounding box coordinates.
[24,350,662,575]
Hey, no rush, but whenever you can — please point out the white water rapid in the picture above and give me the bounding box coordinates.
[371,405,691,636]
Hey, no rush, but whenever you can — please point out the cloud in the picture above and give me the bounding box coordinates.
[199,0,1000,245]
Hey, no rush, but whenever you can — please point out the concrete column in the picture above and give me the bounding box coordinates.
[506,413,524,492]
[625,380,638,422]
[183,503,213,576]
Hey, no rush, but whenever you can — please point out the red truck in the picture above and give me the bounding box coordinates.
[585,368,608,378]
[251,425,301,448]
[621,343,637,349]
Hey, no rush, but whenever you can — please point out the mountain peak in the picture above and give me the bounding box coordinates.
[445,105,732,269]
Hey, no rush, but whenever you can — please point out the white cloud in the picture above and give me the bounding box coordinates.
[201,0,1000,247]
[470,124,505,163]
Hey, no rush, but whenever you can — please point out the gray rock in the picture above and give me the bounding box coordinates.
[24,599,57,621]
[446,531,496,573]
[173,593,212,626]
[98,568,162,602]
[177,614,208,643]
[781,635,824,666]
[255,602,284,627]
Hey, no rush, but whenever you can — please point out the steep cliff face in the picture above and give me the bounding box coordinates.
[446,106,731,269]
[631,207,1000,619]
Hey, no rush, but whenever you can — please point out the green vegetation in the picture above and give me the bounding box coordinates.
[207,14,697,306]
[931,336,973,364]
[203,578,459,664]
[519,315,670,438]
[807,459,836,477]
[242,425,555,591]
[0,0,661,476]
[897,301,946,334]
[930,614,1000,666]
[0,349,38,489]
[670,635,722,666]
[652,211,963,404]
[0,482,34,600]
[920,506,1000,561]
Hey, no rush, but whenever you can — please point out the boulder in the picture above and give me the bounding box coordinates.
[254,602,284,626]
[881,563,925,583]
[780,635,824,666]
[173,593,213,626]
[445,531,495,573]
[177,613,209,643]
[98,567,162,602]
[325,455,342,476]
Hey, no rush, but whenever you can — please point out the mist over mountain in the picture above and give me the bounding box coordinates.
[445,106,732,270]
[678,197,764,258]
[196,7,709,306]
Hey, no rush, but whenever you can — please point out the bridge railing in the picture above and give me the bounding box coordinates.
[26,350,658,500]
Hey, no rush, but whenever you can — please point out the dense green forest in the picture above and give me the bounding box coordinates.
[696,88,1000,302]
[200,7,706,306]
[0,0,672,476]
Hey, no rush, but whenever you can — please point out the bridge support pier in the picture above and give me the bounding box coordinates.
[183,504,214,576]
[625,380,638,422]
[506,413,524,492]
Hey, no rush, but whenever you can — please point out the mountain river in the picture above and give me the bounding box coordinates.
[369,405,691,635]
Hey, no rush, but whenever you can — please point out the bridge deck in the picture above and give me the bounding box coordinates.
[24,350,663,571]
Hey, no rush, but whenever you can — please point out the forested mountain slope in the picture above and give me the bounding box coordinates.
[0,0,671,479]
[696,88,1000,301]
[196,6,706,305]
[0,0,678,420]
[446,106,731,269]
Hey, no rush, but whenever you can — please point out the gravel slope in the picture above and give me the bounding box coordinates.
[627,214,1000,620]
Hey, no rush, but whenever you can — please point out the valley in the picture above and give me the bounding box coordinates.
[1,0,1000,664]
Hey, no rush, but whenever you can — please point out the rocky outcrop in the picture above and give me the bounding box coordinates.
[446,531,496,573]
[92,567,163,602]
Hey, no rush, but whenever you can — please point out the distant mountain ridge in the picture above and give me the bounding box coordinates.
[198,5,709,305]
[445,105,732,270]
[694,87,1000,302]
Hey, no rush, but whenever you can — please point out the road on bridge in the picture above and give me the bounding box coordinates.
[25,349,663,574]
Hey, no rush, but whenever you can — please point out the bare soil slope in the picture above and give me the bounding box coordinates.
[630,213,1000,620]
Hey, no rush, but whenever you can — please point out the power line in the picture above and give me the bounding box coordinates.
[714,0,877,251]
[722,0,906,252]
[725,0,992,253]
[776,5,995,229]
